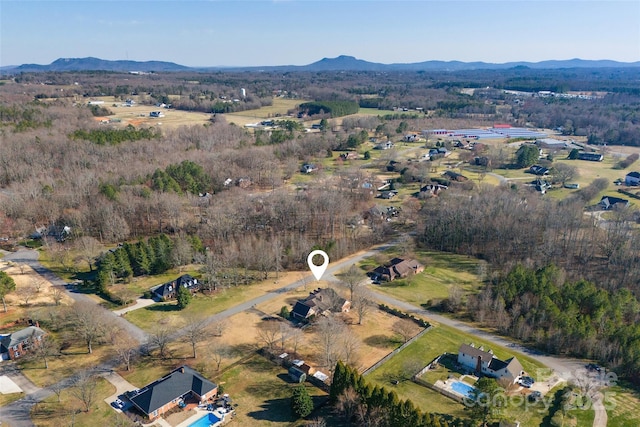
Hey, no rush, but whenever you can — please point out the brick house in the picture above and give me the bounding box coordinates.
[128,365,217,421]
[0,325,46,360]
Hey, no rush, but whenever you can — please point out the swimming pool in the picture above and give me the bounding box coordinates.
[187,412,222,427]
[450,380,476,399]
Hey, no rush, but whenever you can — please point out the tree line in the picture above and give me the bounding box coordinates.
[467,264,640,383]
[329,361,467,427]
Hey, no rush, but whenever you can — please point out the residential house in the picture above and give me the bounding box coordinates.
[128,366,217,421]
[339,152,359,161]
[149,111,165,118]
[457,343,524,383]
[443,171,468,182]
[577,152,604,162]
[150,274,199,301]
[403,134,419,142]
[371,258,424,282]
[374,141,394,150]
[378,191,397,200]
[0,326,46,360]
[529,165,549,176]
[32,224,71,242]
[625,172,640,186]
[419,184,447,198]
[291,288,351,322]
[599,196,629,210]
[300,164,318,174]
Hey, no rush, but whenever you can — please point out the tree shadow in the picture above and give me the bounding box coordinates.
[145,304,180,312]
[246,397,293,422]
[246,395,326,423]
[364,334,396,349]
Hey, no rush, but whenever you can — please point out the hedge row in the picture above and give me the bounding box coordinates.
[379,304,430,328]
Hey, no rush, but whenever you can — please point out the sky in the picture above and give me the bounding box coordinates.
[1,0,639,67]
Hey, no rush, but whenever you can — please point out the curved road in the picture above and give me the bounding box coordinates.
[0,244,607,427]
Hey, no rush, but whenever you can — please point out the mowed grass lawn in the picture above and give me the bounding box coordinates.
[366,324,552,425]
[361,249,485,304]
[30,377,126,427]
[607,384,640,427]
[218,354,328,427]
[125,272,304,332]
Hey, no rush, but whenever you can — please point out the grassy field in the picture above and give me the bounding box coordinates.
[606,384,640,427]
[366,324,552,425]
[30,377,126,427]
[217,353,328,427]
[356,246,485,305]
[224,98,307,126]
[17,340,113,388]
[0,391,24,407]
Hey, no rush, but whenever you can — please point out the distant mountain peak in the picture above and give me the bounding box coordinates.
[3,56,639,74]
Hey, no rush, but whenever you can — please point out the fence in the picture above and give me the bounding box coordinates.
[361,326,432,376]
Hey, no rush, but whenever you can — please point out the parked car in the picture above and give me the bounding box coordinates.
[586,363,602,372]
[112,398,125,409]
[519,376,535,388]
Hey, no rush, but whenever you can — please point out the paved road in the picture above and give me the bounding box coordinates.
[355,288,608,427]
[2,248,148,344]
[0,243,608,427]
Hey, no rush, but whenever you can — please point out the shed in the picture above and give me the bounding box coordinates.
[288,367,307,383]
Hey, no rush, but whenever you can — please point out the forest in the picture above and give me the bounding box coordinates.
[2,67,640,387]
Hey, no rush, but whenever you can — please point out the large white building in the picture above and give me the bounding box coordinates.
[457,343,524,383]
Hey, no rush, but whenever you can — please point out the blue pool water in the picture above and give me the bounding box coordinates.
[450,381,476,399]
[187,412,222,427]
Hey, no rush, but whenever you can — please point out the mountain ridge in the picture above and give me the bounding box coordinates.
[4,55,640,73]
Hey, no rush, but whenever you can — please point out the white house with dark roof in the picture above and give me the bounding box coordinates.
[457,343,524,383]
[625,171,640,186]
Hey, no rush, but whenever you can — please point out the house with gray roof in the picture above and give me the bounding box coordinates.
[150,274,199,301]
[0,325,46,360]
[128,365,217,421]
[457,343,524,383]
[291,288,350,322]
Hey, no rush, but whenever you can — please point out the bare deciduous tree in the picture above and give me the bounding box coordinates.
[70,372,98,412]
[256,319,281,351]
[336,386,360,422]
[392,319,420,343]
[74,236,103,272]
[210,319,228,337]
[183,318,208,359]
[30,334,58,369]
[340,264,365,301]
[209,342,229,371]
[51,285,65,306]
[352,287,374,325]
[289,327,305,355]
[149,327,172,359]
[113,334,138,371]
[70,301,107,354]
[17,285,36,306]
[316,316,346,371]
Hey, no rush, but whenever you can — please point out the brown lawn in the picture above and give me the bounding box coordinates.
[0,260,74,308]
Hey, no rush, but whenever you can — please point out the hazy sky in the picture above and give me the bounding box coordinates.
[2,1,639,67]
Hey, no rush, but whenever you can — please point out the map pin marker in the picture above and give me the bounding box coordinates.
[307,250,329,281]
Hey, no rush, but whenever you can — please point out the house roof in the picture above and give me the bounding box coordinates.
[504,357,524,378]
[459,343,494,363]
[292,288,347,318]
[626,171,640,179]
[151,274,198,298]
[0,326,46,353]
[129,366,217,416]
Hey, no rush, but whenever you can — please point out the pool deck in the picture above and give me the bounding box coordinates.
[175,409,226,427]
